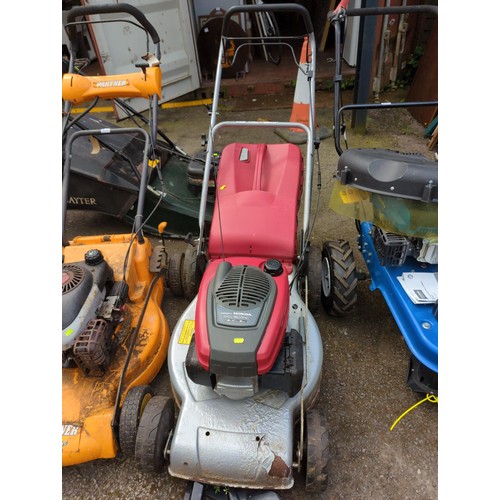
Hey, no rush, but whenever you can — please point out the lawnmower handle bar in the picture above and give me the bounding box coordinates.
[328,4,438,155]
[330,4,438,21]
[66,4,160,47]
[63,4,161,152]
[222,3,314,37]
[198,3,317,250]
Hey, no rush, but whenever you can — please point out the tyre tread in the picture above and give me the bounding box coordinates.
[119,385,153,457]
[321,240,358,316]
[305,410,330,493]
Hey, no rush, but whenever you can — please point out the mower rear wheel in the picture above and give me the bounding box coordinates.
[304,410,330,493]
[135,396,175,473]
[119,385,153,456]
[306,244,322,314]
[167,252,185,297]
[321,240,358,316]
[182,244,203,302]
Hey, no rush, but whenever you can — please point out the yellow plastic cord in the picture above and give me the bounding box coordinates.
[70,98,214,114]
[390,394,438,431]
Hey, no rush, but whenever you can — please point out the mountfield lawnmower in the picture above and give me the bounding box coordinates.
[132,3,329,495]
[320,3,438,395]
[62,3,175,466]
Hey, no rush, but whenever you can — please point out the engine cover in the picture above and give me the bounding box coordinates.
[195,257,290,377]
[62,254,114,351]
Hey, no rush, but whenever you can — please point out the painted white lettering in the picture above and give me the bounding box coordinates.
[67,197,97,206]
[95,80,128,88]
[62,424,81,436]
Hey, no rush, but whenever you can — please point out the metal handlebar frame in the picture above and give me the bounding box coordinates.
[197,4,317,252]
[328,4,438,155]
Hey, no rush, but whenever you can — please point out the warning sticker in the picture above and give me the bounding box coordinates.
[339,187,364,204]
[179,320,195,345]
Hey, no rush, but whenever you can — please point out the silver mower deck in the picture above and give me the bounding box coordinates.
[167,272,322,490]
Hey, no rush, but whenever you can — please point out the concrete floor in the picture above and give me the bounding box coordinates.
[61,86,438,499]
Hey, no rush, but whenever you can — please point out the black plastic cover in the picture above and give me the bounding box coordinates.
[62,260,114,329]
[185,336,213,388]
[337,148,438,202]
[187,150,217,181]
[207,262,276,377]
[65,115,172,218]
[186,328,304,397]
[260,329,304,397]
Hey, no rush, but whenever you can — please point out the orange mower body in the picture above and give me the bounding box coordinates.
[62,234,170,466]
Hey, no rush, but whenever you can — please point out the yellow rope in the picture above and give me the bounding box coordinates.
[390,394,438,431]
[70,98,214,114]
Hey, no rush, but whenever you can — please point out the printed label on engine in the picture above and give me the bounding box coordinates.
[215,306,260,327]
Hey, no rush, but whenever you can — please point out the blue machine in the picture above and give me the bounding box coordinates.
[321,3,438,395]
[358,221,437,392]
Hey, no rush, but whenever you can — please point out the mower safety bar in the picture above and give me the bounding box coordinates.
[66,3,160,47]
[222,3,314,36]
[338,5,438,19]
[334,101,438,155]
[328,4,438,155]
[197,3,317,252]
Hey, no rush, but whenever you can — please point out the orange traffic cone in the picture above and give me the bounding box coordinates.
[275,37,330,145]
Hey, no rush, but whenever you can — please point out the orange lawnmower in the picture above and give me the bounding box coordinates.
[62,3,172,466]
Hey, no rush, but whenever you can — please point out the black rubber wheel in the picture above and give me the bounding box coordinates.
[355,219,362,235]
[119,385,153,456]
[167,252,184,297]
[306,244,322,314]
[196,17,250,79]
[135,396,175,473]
[321,240,358,316]
[407,354,438,396]
[304,410,330,493]
[181,244,202,302]
[261,11,282,65]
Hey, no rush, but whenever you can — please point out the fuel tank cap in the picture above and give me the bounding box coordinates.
[85,249,104,266]
[264,259,283,276]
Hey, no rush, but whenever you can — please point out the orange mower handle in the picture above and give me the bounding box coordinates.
[62,67,162,104]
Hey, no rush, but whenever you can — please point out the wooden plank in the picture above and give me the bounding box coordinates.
[407,20,438,127]
[424,114,438,138]
[428,125,438,150]
[319,0,337,52]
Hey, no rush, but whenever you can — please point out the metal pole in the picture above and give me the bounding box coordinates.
[351,0,378,132]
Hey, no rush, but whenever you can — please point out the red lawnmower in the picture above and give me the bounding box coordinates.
[132,3,329,495]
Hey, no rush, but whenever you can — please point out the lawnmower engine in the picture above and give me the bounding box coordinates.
[371,225,438,267]
[62,249,127,375]
[186,258,303,400]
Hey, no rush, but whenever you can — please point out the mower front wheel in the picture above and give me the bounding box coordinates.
[321,240,358,316]
[135,396,175,473]
[304,409,330,493]
[297,244,322,314]
[306,244,322,314]
[167,252,185,297]
[182,244,203,302]
[119,385,153,457]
